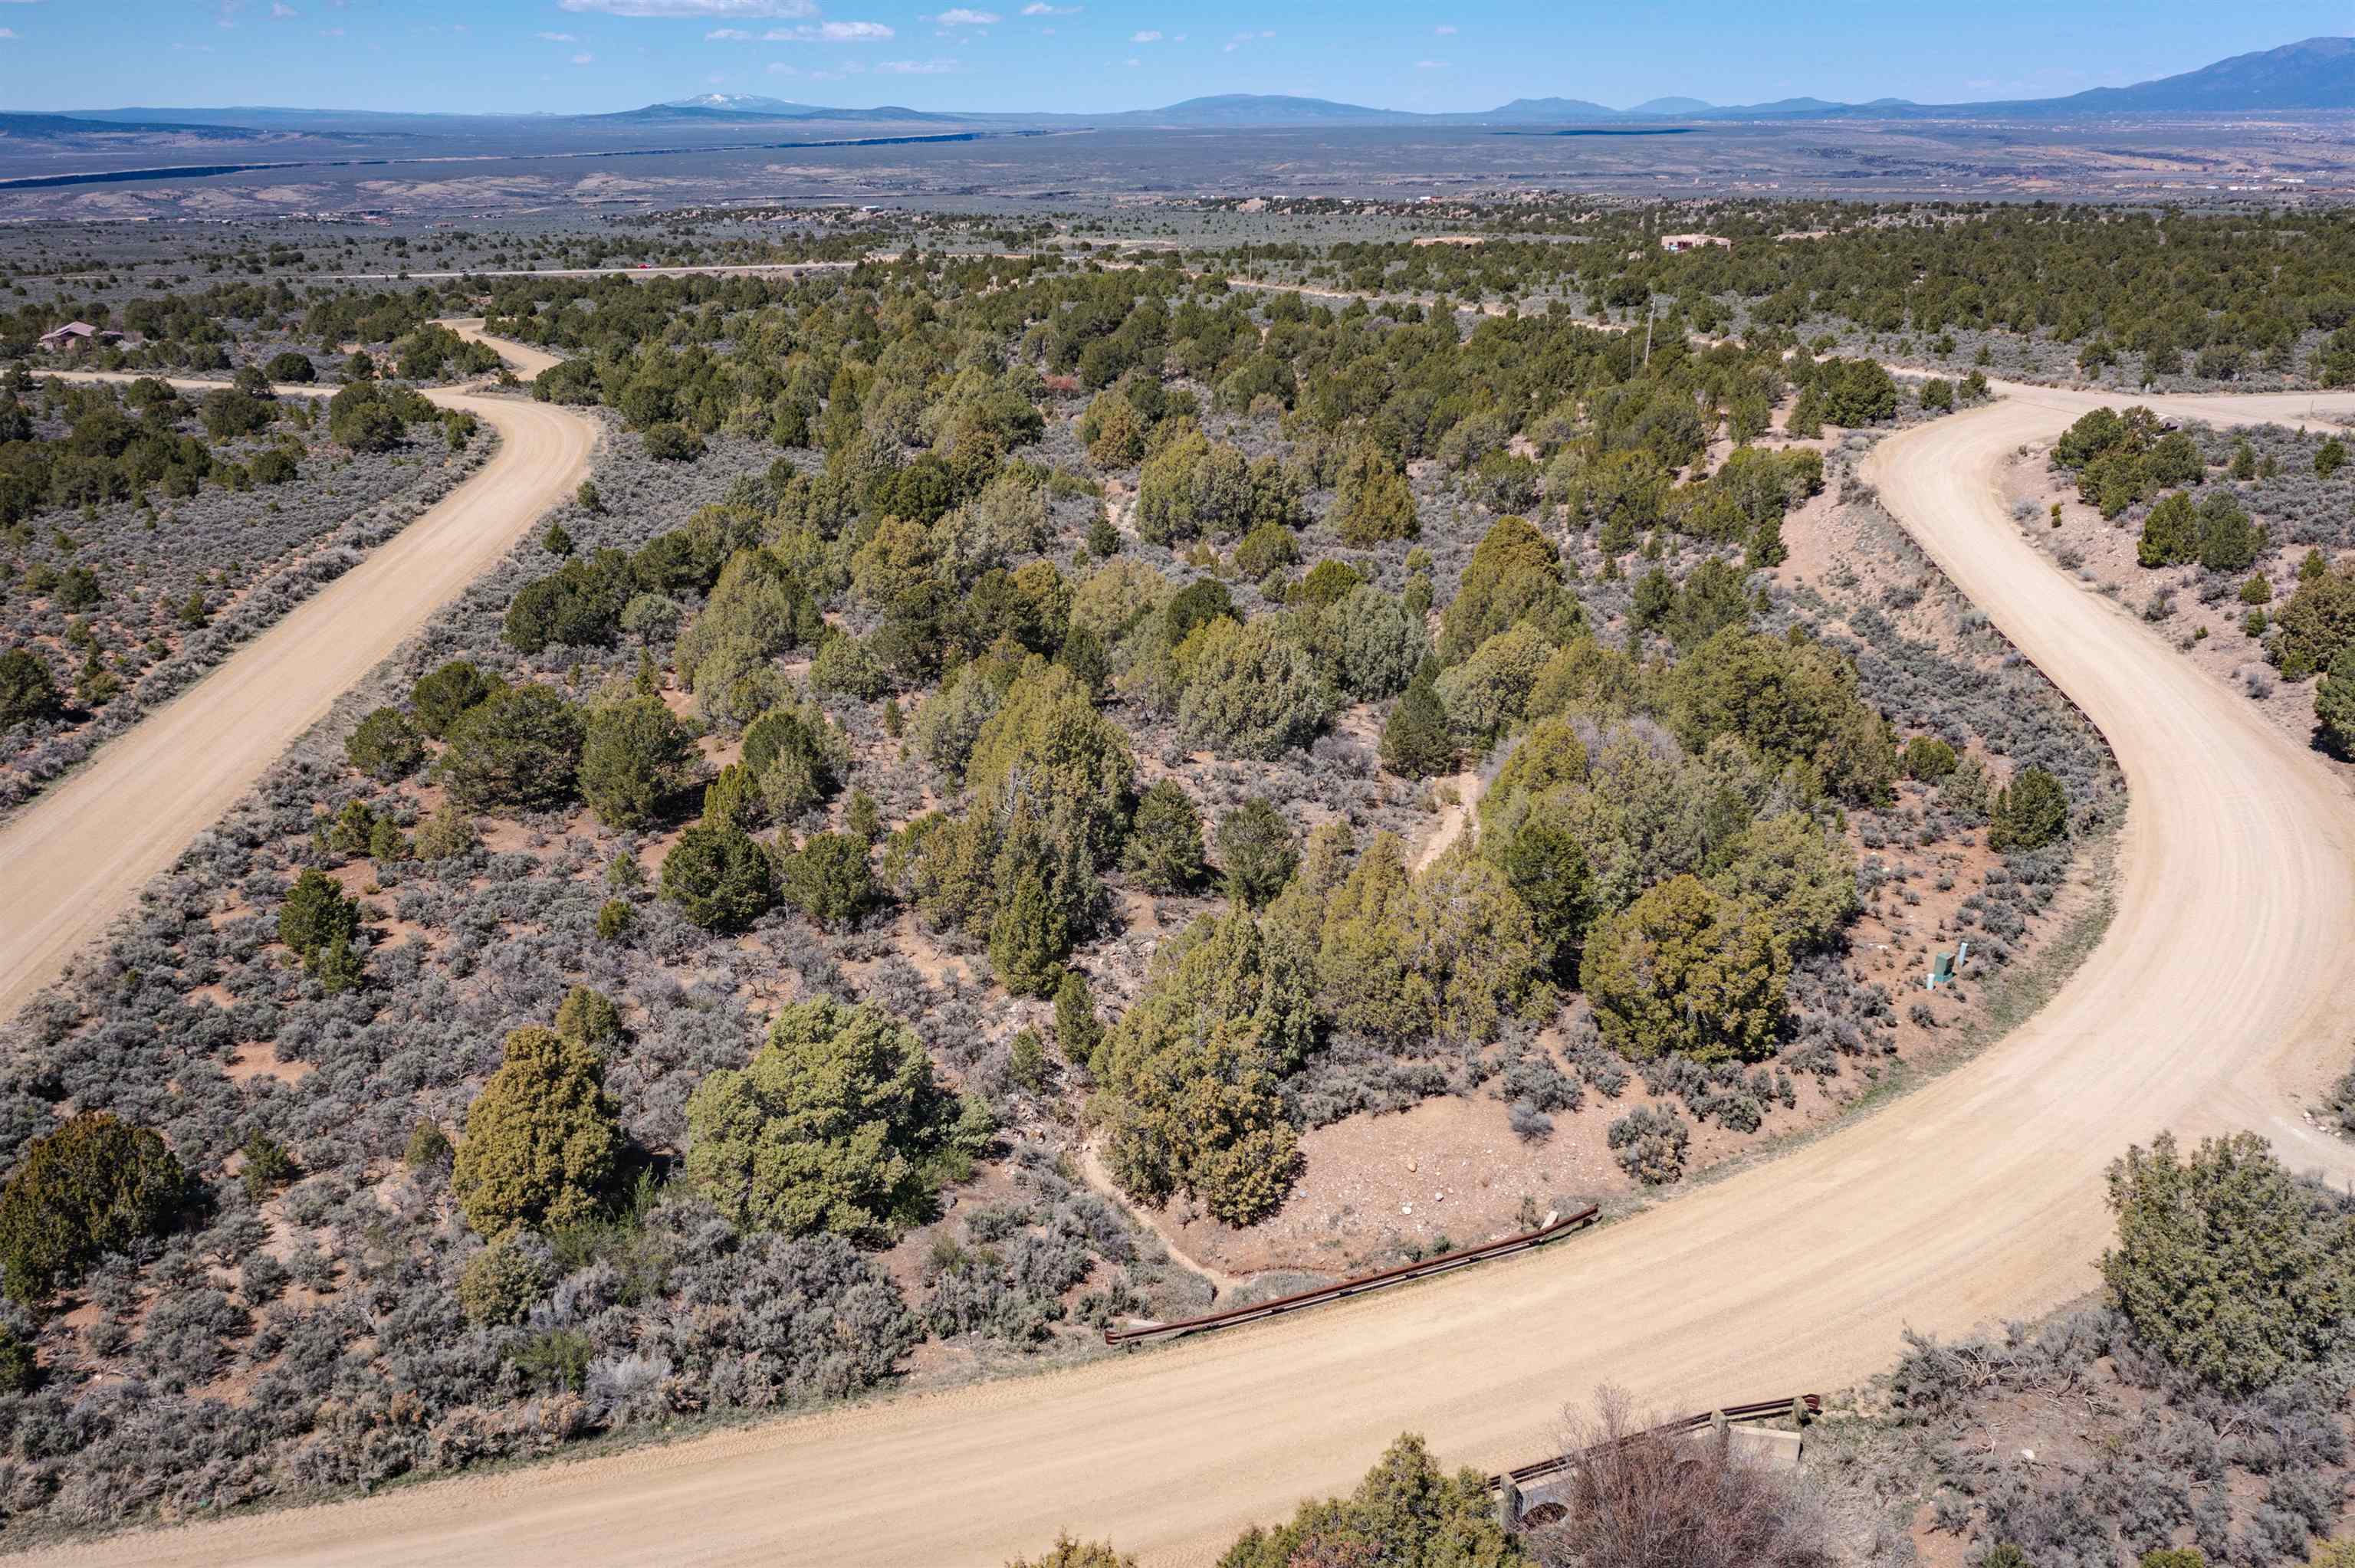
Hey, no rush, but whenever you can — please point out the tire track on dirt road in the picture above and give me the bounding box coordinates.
[0,340,593,1021]
[18,385,2355,1568]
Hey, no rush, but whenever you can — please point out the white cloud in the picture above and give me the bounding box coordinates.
[317,25,343,36]
[878,56,956,72]
[1020,2,1078,12]
[1125,56,1138,67]
[0,28,15,38]
[1433,23,1455,34]
[270,1,296,15]
[931,7,997,22]
[1221,28,1270,51]
[571,50,594,63]
[537,31,580,41]
[559,0,815,18]
[1129,28,1159,42]
[705,25,752,37]
[1414,58,1444,69]
[764,19,892,40]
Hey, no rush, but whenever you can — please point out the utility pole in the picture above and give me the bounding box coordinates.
[1643,298,1657,368]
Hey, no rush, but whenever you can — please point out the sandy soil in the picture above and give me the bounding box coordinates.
[25,379,2355,1568]
[0,343,595,1019]
[1408,767,1483,873]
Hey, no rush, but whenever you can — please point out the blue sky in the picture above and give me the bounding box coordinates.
[8,1,2353,116]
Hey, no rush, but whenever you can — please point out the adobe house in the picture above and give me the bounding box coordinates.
[36,322,139,355]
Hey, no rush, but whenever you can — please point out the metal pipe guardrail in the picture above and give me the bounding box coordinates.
[1102,1205,1602,1347]
[1487,1393,1823,1494]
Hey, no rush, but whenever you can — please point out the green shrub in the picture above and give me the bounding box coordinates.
[452,1025,625,1236]
[2103,1131,2355,1395]
[0,1114,193,1304]
[437,684,586,812]
[458,1232,554,1326]
[413,801,478,860]
[1053,970,1102,1065]
[1122,779,1206,893]
[0,647,63,730]
[1439,514,1575,662]
[1330,443,1419,546]
[988,867,1073,998]
[1093,910,1311,1225]
[2271,561,2355,679]
[345,706,425,782]
[659,820,776,931]
[683,996,987,1239]
[2318,648,2355,755]
[0,1323,38,1393]
[514,1327,592,1393]
[578,695,697,830]
[1215,797,1297,907]
[238,1133,297,1202]
[409,658,501,738]
[278,868,360,969]
[596,897,636,942]
[1989,766,2068,852]
[1207,1434,1516,1568]
[1380,669,1454,779]
[404,1120,453,1170]
[810,633,890,701]
[1581,875,1788,1064]
[1901,736,1957,781]
[741,700,847,818]
[780,832,877,930]
[555,985,624,1051]
[642,422,704,461]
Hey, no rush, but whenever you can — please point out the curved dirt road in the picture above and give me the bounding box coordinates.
[440,317,567,382]
[0,356,593,1020]
[21,384,2355,1567]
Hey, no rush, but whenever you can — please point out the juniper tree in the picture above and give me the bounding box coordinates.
[452,1025,625,1237]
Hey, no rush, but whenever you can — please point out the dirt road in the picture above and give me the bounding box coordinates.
[0,358,593,1021]
[439,317,567,381]
[24,381,2355,1566]
[332,262,861,282]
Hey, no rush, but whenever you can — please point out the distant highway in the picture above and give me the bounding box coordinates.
[330,260,862,280]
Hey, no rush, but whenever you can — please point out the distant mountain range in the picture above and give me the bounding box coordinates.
[636,38,2355,126]
[2011,34,2355,112]
[26,35,2355,143]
